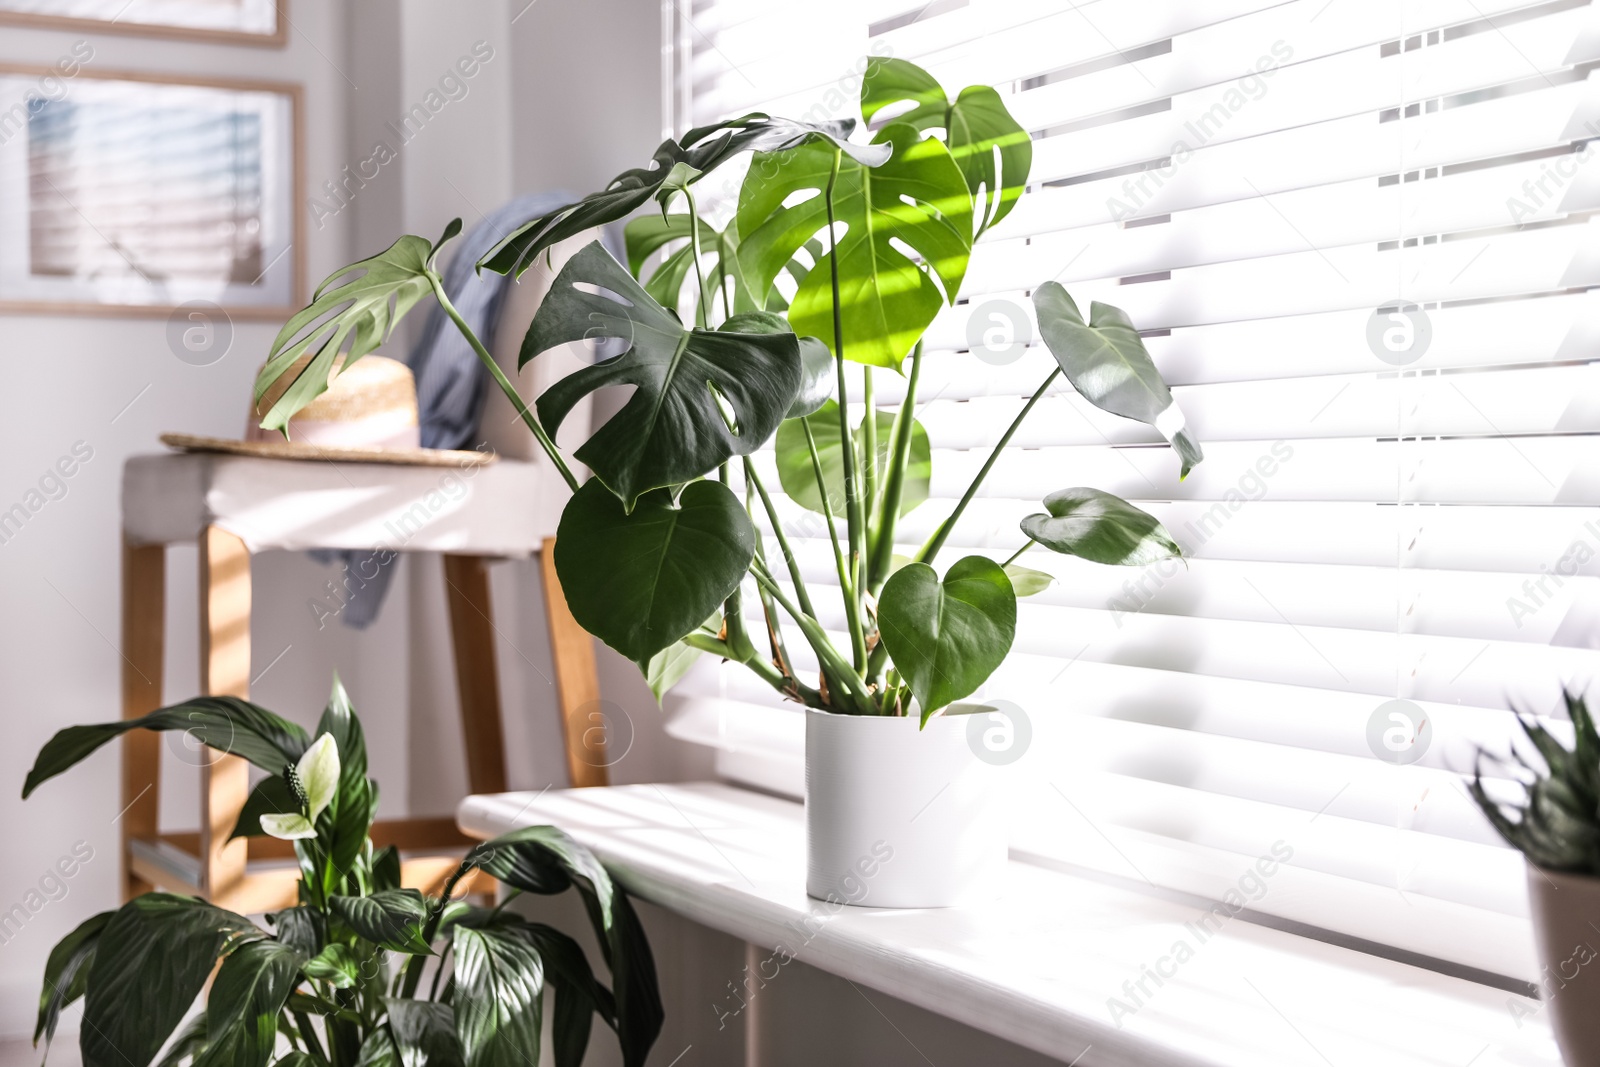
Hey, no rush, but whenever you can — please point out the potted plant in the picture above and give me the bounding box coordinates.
[1470,691,1600,1065]
[22,678,663,1066]
[252,58,1201,907]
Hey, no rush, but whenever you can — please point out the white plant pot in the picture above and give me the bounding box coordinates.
[805,708,1005,908]
[1526,864,1600,1065]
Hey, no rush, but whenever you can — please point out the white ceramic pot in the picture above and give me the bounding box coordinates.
[1526,865,1600,1065]
[805,708,1005,908]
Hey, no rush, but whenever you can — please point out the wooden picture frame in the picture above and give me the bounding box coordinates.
[0,0,287,47]
[0,64,303,320]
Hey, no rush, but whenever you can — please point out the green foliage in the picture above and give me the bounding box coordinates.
[737,122,973,369]
[554,479,755,666]
[1020,488,1183,567]
[878,556,1018,724]
[1470,691,1600,873]
[255,220,461,434]
[235,54,1202,723]
[479,114,889,278]
[522,241,806,509]
[1033,283,1204,478]
[26,680,662,1067]
[860,56,1033,235]
[774,400,930,518]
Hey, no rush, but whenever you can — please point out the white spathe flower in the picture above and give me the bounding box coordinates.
[260,733,340,841]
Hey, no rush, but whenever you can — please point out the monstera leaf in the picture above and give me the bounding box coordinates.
[254,219,461,434]
[738,123,973,368]
[1033,285,1204,478]
[861,57,1032,235]
[523,242,806,509]
[1021,487,1182,566]
[878,555,1017,724]
[480,114,889,277]
[555,479,756,665]
[624,211,728,315]
[774,400,930,516]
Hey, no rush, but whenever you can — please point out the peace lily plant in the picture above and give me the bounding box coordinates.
[255,58,1202,723]
[22,679,663,1067]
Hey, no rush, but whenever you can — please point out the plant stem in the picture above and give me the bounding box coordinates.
[685,189,713,327]
[823,148,869,674]
[1002,543,1033,567]
[293,1012,327,1062]
[867,340,922,594]
[744,457,815,618]
[803,419,867,670]
[918,367,1060,567]
[430,277,580,493]
[862,366,878,526]
[401,857,473,999]
[748,522,798,685]
[750,561,874,712]
[719,464,760,664]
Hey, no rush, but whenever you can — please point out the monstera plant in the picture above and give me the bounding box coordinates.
[255,58,1201,724]
[22,679,662,1067]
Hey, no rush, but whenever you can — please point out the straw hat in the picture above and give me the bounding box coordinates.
[162,354,493,468]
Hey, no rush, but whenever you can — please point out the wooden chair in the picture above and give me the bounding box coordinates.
[117,452,607,911]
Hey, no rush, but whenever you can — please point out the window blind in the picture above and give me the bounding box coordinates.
[661,0,1600,984]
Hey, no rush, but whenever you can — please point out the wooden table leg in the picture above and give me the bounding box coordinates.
[541,537,609,788]
[444,554,509,795]
[121,539,165,900]
[199,525,251,906]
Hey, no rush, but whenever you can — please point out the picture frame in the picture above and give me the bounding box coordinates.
[0,64,303,319]
[0,0,287,48]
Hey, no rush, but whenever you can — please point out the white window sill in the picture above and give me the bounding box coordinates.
[457,782,1560,1067]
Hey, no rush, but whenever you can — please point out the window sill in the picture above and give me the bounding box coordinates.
[457,782,1559,1067]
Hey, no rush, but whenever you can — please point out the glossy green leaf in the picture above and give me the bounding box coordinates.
[1003,563,1056,597]
[254,219,460,434]
[229,773,296,840]
[775,400,930,517]
[1021,488,1182,566]
[372,844,403,892]
[524,241,805,508]
[555,478,755,665]
[480,115,888,277]
[513,921,611,1067]
[452,926,544,1067]
[25,697,309,799]
[877,556,1017,723]
[303,943,361,989]
[153,1015,208,1067]
[623,211,756,319]
[195,940,304,1067]
[387,1000,464,1067]
[34,910,108,1052]
[80,894,262,1067]
[738,123,972,368]
[330,890,433,955]
[643,640,704,703]
[462,826,662,1067]
[1033,285,1203,477]
[861,57,1032,234]
[356,1030,402,1067]
[268,905,319,956]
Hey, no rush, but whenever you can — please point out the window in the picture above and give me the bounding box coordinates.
[661,0,1600,986]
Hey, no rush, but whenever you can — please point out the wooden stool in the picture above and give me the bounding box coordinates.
[119,451,601,912]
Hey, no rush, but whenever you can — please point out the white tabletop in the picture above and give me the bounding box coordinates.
[123,451,569,555]
[458,782,1561,1067]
